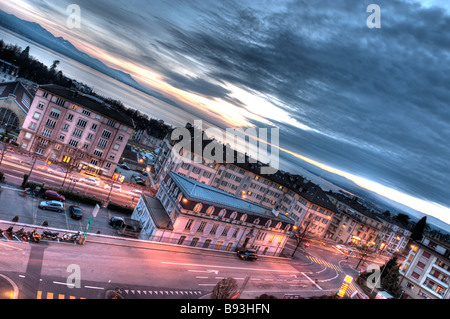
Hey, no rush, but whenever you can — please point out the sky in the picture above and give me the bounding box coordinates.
[1,0,450,228]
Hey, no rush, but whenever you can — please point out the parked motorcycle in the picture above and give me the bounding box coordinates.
[15,227,29,241]
[62,231,80,242]
[42,231,59,240]
[27,229,41,243]
[5,226,16,240]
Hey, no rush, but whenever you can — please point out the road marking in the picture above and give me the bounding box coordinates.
[53,281,75,288]
[84,285,104,290]
[58,294,65,299]
[163,261,301,274]
[46,292,54,299]
[196,276,209,279]
[301,272,322,290]
[36,291,42,299]
[188,269,219,275]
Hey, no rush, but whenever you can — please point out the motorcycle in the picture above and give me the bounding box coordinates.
[15,227,29,241]
[27,229,41,243]
[5,226,16,240]
[62,231,80,242]
[42,231,59,240]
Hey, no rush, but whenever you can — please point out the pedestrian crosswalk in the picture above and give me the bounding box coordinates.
[36,291,86,299]
[306,255,343,273]
[35,289,204,299]
[121,289,203,296]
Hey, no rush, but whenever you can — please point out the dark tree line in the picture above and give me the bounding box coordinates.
[0,40,72,87]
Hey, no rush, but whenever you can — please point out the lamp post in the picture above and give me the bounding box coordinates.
[291,218,313,257]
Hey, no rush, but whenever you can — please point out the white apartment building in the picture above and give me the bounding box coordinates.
[132,171,295,256]
[16,84,134,177]
[152,126,338,241]
[400,236,450,299]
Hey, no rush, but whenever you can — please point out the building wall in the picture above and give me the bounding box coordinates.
[135,174,293,256]
[153,137,336,238]
[17,87,133,176]
[400,238,450,299]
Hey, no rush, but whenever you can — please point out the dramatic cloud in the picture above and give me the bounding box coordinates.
[1,0,449,226]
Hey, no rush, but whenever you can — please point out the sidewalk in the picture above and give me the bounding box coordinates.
[0,219,289,262]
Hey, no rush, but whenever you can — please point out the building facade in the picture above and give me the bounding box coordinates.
[0,59,19,83]
[400,236,450,299]
[133,171,295,256]
[326,192,382,249]
[16,84,134,177]
[152,126,338,240]
[0,81,35,135]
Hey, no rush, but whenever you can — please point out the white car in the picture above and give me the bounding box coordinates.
[80,177,100,185]
[104,184,122,192]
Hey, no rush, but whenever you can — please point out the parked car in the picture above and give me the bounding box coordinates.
[39,200,64,213]
[118,163,130,170]
[69,205,83,220]
[80,177,100,185]
[43,190,65,202]
[104,184,122,192]
[109,216,125,228]
[237,249,258,261]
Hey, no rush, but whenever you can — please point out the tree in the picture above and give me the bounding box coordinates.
[394,213,410,227]
[50,60,60,71]
[380,256,402,298]
[211,277,238,299]
[411,216,427,241]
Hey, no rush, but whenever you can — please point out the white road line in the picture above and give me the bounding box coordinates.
[163,261,301,274]
[53,281,75,288]
[196,276,209,279]
[301,272,323,290]
[84,285,104,290]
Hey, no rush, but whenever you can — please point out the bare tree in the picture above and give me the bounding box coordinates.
[211,277,238,299]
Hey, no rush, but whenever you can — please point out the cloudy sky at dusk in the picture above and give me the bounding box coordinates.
[1,0,449,227]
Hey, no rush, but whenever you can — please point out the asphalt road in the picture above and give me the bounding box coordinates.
[0,229,386,299]
[0,151,151,207]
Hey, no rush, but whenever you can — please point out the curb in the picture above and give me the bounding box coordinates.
[0,219,290,261]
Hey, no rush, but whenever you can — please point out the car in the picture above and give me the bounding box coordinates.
[141,171,148,176]
[104,184,122,192]
[80,177,100,185]
[43,190,65,202]
[69,205,83,220]
[118,163,130,170]
[39,200,64,213]
[109,216,125,228]
[237,249,258,261]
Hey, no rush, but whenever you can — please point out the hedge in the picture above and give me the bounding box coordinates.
[107,202,134,215]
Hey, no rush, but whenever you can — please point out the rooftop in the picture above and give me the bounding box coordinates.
[39,84,134,127]
[169,171,294,224]
[140,193,173,230]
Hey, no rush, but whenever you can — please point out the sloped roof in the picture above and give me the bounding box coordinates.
[39,84,134,127]
[141,194,173,230]
[169,171,294,224]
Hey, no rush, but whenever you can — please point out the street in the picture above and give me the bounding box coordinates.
[0,227,384,299]
[0,150,151,207]
[0,150,388,300]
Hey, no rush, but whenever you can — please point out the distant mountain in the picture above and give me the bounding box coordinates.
[0,10,145,90]
[0,9,183,109]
